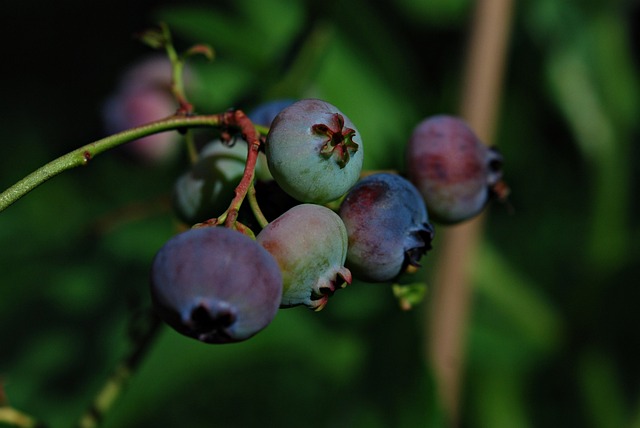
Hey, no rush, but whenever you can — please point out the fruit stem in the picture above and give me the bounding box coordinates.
[247,182,269,229]
[0,113,229,213]
[219,111,261,229]
[158,23,201,164]
[160,22,193,115]
[254,124,270,137]
[76,312,163,428]
[183,129,199,165]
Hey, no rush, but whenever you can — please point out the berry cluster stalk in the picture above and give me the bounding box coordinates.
[0,113,264,213]
[220,111,262,229]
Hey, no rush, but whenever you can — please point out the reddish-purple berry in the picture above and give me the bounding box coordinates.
[102,55,194,164]
[406,115,507,224]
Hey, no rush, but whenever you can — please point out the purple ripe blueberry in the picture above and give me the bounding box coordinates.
[339,173,435,283]
[406,115,507,224]
[248,99,296,127]
[150,227,283,344]
[256,204,352,311]
[265,99,363,204]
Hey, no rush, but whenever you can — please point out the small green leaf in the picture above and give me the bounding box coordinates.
[392,283,427,310]
[137,27,168,50]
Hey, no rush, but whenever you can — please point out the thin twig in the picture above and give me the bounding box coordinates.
[76,314,162,428]
[247,182,269,229]
[427,0,514,425]
[0,113,227,213]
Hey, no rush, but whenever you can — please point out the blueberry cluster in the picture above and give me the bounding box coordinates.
[150,99,507,343]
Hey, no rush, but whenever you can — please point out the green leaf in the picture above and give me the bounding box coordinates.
[392,283,428,311]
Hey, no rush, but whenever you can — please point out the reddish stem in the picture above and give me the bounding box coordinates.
[220,110,261,229]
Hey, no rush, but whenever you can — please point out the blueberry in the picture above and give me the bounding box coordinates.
[339,173,435,283]
[256,204,352,311]
[172,139,271,225]
[265,99,364,204]
[247,99,296,127]
[405,115,507,224]
[150,227,283,343]
[102,55,195,164]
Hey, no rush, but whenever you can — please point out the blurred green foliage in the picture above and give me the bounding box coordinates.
[1,0,639,427]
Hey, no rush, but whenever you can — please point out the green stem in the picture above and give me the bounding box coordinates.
[160,23,192,114]
[183,129,199,164]
[0,114,225,213]
[254,124,270,137]
[247,182,269,229]
[76,314,162,428]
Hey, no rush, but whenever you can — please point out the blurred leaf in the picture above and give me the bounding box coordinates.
[472,368,533,428]
[188,61,255,112]
[156,0,304,69]
[473,242,563,355]
[233,0,306,57]
[392,283,427,311]
[588,11,640,129]
[154,6,265,66]
[313,35,419,171]
[395,0,471,27]
[578,350,628,428]
[547,45,630,274]
[102,309,367,427]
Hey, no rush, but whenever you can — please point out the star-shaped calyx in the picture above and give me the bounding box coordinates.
[312,113,359,168]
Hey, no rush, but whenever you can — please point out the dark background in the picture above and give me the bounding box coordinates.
[1,0,640,427]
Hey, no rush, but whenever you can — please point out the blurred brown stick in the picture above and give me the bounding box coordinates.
[427,0,514,425]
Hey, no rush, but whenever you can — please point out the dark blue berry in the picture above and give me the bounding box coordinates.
[339,173,434,283]
[248,99,296,127]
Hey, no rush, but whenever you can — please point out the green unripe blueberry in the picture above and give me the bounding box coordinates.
[256,204,352,311]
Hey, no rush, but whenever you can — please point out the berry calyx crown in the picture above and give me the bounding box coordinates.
[312,113,359,168]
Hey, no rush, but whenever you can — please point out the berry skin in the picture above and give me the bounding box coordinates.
[172,139,271,225]
[256,204,352,311]
[339,173,435,283]
[102,55,194,164]
[405,115,506,224]
[172,140,247,224]
[150,227,283,344]
[248,99,296,127]
[265,99,363,204]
